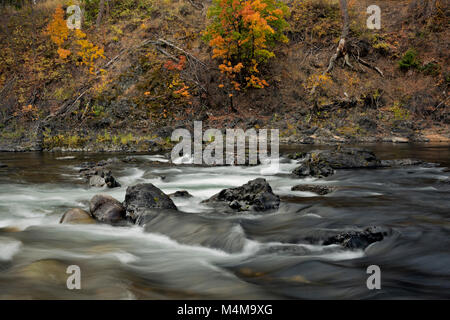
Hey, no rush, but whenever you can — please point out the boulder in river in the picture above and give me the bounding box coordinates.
[60,208,95,224]
[292,147,381,178]
[123,183,177,222]
[88,170,120,188]
[309,148,380,169]
[89,194,126,225]
[323,226,389,249]
[292,161,334,178]
[202,178,280,212]
[80,160,120,188]
[291,185,336,195]
[89,175,106,187]
[104,172,121,188]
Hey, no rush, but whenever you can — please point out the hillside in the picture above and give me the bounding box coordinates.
[0,0,449,152]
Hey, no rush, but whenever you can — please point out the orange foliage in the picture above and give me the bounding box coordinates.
[57,48,71,60]
[205,0,289,90]
[164,55,187,71]
[45,7,104,74]
[14,104,39,121]
[46,6,69,47]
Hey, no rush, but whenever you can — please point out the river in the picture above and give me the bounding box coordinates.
[0,144,449,299]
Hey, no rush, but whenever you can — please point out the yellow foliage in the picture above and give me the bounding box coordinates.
[74,30,105,74]
[305,73,332,92]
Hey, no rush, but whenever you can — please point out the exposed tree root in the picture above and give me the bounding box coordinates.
[311,0,383,95]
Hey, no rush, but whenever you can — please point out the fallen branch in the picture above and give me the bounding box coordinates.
[357,57,384,77]
[187,0,203,10]
[155,38,207,67]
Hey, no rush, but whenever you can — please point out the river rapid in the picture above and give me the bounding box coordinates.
[0,144,449,299]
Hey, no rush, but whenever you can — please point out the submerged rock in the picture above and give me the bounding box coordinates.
[323,226,389,249]
[169,190,193,198]
[89,194,126,224]
[291,185,335,195]
[141,210,246,253]
[60,208,95,224]
[202,178,280,212]
[123,183,177,222]
[0,163,7,168]
[380,159,424,167]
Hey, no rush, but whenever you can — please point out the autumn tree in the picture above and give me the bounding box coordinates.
[205,0,289,92]
[46,5,105,74]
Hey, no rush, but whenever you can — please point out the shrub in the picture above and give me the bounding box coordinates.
[398,49,420,71]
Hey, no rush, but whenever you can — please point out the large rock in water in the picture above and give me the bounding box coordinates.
[60,208,95,224]
[89,194,126,225]
[311,148,380,169]
[202,178,280,212]
[292,148,381,178]
[123,184,177,222]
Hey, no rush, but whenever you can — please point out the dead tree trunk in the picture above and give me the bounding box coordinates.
[324,0,352,74]
[311,0,383,94]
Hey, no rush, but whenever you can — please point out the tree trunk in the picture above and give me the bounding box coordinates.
[322,0,350,75]
[339,0,349,39]
[96,0,105,29]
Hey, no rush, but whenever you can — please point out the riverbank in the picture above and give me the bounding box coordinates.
[0,120,449,153]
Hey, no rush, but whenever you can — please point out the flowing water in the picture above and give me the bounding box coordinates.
[0,144,449,299]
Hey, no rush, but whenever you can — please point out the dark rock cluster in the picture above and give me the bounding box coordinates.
[202,178,280,212]
[79,159,121,188]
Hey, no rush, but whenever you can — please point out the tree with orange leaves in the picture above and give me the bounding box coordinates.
[205,0,289,92]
